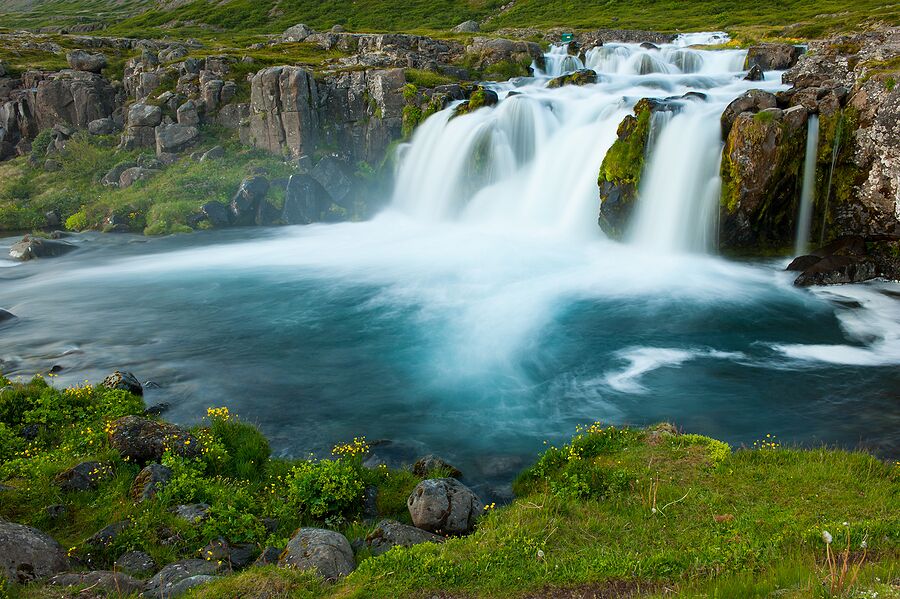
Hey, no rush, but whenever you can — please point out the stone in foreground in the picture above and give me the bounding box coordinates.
[279,528,355,581]
[407,477,482,536]
[0,521,68,583]
[108,416,200,463]
[366,519,445,556]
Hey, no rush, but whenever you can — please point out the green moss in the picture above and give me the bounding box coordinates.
[404,69,456,88]
[598,99,654,188]
[547,69,597,89]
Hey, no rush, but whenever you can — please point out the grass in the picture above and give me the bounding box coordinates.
[1,373,897,599]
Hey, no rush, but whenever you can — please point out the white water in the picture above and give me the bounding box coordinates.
[794,114,820,255]
[392,35,786,251]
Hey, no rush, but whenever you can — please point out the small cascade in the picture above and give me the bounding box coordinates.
[539,45,584,77]
[794,114,820,255]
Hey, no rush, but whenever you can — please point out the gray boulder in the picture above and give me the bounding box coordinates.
[282,174,330,224]
[176,100,200,126]
[744,43,803,71]
[49,571,142,594]
[452,20,480,33]
[230,175,270,224]
[0,521,68,583]
[173,503,210,523]
[55,461,113,492]
[0,309,16,323]
[88,117,117,135]
[102,370,144,395]
[310,156,353,207]
[102,162,137,186]
[86,520,131,549]
[200,145,225,161]
[130,463,172,501]
[283,23,313,42]
[115,550,157,577]
[119,166,157,188]
[407,478,481,536]
[142,559,219,597]
[247,66,318,158]
[278,528,355,581]
[9,236,76,261]
[155,123,199,155]
[366,519,444,556]
[165,574,218,596]
[744,64,764,82]
[108,416,200,464]
[66,50,108,73]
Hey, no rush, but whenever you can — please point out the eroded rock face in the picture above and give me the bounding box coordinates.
[282,174,331,224]
[108,416,200,464]
[279,528,355,581]
[465,37,544,73]
[720,89,778,137]
[155,123,199,155]
[33,71,117,131]
[744,43,803,71]
[366,519,445,556]
[247,66,319,158]
[719,106,809,249]
[0,521,69,583]
[407,478,482,536]
[66,50,108,73]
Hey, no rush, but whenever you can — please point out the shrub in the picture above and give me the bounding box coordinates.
[287,457,365,521]
[204,407,271,480]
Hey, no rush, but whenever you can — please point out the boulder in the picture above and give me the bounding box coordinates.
[413,455,462,478]
[0,309,16,323]
[55,461,113,492]
[173,503,210,523]
[744,44,803,71]
[33,71,116,130]
[407,478,482,536]
[119,166,157,188]
[452,20,480,34]
[230,176,270,225]
[155,123,199,155]
[278,528,355,581]
[130,463,172,501]
[365,519,445,556]
[744,64,764,82]
[88,117,117,135]
[114,550,157,577]
[453,87,499,117]
[310,156,354,207]
[49,571,142,594]
[165,574,219,596]
[143,558,219,597]
[282,174,331,224]
[465,37,544,72]
[128,103,162,127]
[200,145,224,161]
[719,105,809,249]
[720,89,778,137]
[9,236,76,261]
[0,521,68,583]
[108,416,200,463]
[101,370,144,395]
[66,50,108,73]
[199,201,231,227]
[176,100,200,126]
[794,255,877,286]
[283,23,313,42]
[86,520,131,549]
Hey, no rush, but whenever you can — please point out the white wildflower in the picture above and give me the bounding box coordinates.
[822,530,833,544]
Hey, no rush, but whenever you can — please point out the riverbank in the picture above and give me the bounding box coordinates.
[1,372,897,598]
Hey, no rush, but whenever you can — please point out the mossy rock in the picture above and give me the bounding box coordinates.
[547,69,598,89]
[452,87,499,118]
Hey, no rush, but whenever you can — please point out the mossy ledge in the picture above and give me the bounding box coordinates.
[1,371,897,598]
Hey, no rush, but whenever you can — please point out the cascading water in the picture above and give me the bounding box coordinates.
[391,33,786,251]
[795,115,820,255]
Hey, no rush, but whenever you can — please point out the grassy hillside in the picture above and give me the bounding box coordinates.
[0,0,892,40]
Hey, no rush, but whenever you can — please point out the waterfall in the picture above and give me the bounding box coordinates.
[794,114,820,255]
[390,35,788,249]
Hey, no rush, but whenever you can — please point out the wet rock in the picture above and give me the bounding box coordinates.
[744,43,803,71]
[0,309,16,323]
[173,503,210,523]
[407,478,482,536]
[114,550,157,577]
[744,64,764,81]
[55,461,113,492]
[786,254,823,272]
[282,174,331,224]
[640,42,660,51]
[143,559,219,597]
[67,50,108,73]
[0,521,68,583]
[155,123,199,155]
[230,176,270,225]
[102,370,143,395]
[413,455,462,478]
[49,570,142,594]
[720,89,778,137]
[283,23,313,42]
[199,201,231,227]
[453,86,499,117]
[131,463,172,501]
[794,255,877,286]
[547,69,598,88]
[9,236,76,261]
[279,528,355,581]
[88,117,117,135]
[143,402,170,417]
[452,20,480,33]
[366,519,445,556]
[108,416,200,463]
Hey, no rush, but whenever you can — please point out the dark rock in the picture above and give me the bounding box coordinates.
[794,255,878,286]
[310,156,353,207]
[230,176,270,225]
[720,89,778,137]
[812,234,867,258]
[55,461,113,492]
[143,558,219,597]
[155,123,199,155]
[0,521,68,583]
[640,42,660,51]
[166,574,218,596]
[786,254,822,271]
[45,504,67,520]
[173,503,210,523]
[0,309,16,324]
[278,528,355,581]
[254,546,282,567]
[199,538,258,570]
[366,519,445,556]
[744,64,764,81]
[362,486,378,520]
[282,174,331,224]
[9,236,76,261]
[453,87,499,117]
[547,69,598,89]
[86,520,131,549]
[114,550,157,577]
[199,201,231,227]
[407,478,482,536]
[66,50,108,73]
[143,402,171,417]
[131,463,172,501]
[744,43,803,71]
[413,455,462,478]
[44,210,62,228]
[49,570,142,594]
[102,370,143,396]
[108,416,200,464]
[21,424,41,440]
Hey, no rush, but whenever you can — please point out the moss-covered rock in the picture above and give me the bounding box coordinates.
[452,86,499,118]
[546,69,597,89]
[596,98,657,239]
[719,105,809,250]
